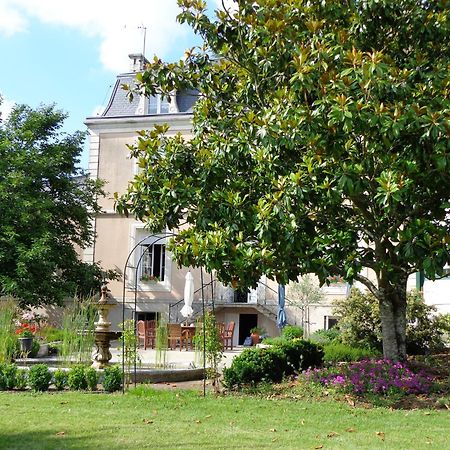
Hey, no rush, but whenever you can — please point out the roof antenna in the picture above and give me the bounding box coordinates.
[138,25,147,68]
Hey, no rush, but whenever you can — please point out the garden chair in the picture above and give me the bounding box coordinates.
[167,323,183,350]
[145,320,157,349]
[137,320,150,350]
[222,321,235,350]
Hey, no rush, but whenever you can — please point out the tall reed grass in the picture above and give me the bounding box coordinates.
[0,299,18,363]
[155,317,168,368]
[60,296,97,365]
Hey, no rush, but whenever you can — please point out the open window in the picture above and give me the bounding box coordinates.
[140,243,166,282]
[131,228,171,291]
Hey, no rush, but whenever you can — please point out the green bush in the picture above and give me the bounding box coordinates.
[281,325,304,340]
[28,364,52,391]
[223,347,286,388]
[275,339,324,374]
[0,363,17,390]
[323,343,380,363]
[102,365,122,392]
[53,369,67,391]
[85,367,98,391]
[334,289,448,355]
[67,365,87,390]
[309,328,341,345]
[223,339,324,389]
[15,369,27,390]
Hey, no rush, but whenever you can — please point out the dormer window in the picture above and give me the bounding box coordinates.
[148,94,170,114]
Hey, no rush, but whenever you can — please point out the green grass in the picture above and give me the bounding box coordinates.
[0,388,448,449]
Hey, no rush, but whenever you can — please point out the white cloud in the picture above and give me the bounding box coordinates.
[0,0,189,73]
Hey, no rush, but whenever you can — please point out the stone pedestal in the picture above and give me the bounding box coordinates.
[91,285,120,369]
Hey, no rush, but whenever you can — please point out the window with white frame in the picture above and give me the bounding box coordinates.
[148,94,170,114]
[324,316,338,330]
[140,243,166,282]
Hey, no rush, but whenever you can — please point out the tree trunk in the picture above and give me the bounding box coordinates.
[378,273,407,360]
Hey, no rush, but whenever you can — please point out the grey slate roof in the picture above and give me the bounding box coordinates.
[102,74,140,117]
[102,73,199,117]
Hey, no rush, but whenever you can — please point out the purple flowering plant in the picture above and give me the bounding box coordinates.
[303,358,435,396]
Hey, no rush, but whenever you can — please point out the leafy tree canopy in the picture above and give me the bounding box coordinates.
[116,0,450,359]
[0,103,116,307]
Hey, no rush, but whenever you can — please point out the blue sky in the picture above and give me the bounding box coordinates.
[0,0,227,168]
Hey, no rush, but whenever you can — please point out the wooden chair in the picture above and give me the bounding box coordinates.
[181,326,196,351]
[145,320,157,349]
[217,322,225,338]
[222,321,235,350]
[167,323,183,350]
[137,320,150,350]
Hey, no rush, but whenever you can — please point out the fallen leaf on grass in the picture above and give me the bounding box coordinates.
[270,428,277,432]
[424,412,431,416]
[327,432,339,438]
[143,419,153,424]
[195,420,201,424]
[300,420,305,425]
[346,428,356,433]
[345,395,355,407]
[60,401,68,405]
[205,415,212,419]
[55,432,65,436]
[375,431,385,441]
[314,445,323,449]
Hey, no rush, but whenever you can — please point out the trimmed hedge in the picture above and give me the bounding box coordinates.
[28,364,52,391]
[323,343,380,363]
[223,339,323,388]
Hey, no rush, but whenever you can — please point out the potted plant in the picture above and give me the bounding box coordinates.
[250,326,265,346]
[16,327,34,353]
[140,274,160,283]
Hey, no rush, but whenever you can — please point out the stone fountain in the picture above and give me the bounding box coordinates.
[91,284,121,369]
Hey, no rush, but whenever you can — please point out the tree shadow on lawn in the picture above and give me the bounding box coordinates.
[0,430,92,450]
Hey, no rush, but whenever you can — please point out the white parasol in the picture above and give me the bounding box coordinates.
[180,271,194,318]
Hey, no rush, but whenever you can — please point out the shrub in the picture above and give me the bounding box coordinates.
[53,369,67,391]
[274,339,324,374]
[15,369,27,390]
[223,338,324,389]
[323,343,380,363]
[281,325,304,340]
[67,365,87,390]
[223,347,286,388]
[103,365,122,392]
[85,367,98,391]
[334,289,448,355]
[309,328,341,345]
[28,364,52,391]
[304,359,434,396]
[0,363,17,390]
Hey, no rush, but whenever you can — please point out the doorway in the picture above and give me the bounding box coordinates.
[238,313,258,345]
[136,312,159,322]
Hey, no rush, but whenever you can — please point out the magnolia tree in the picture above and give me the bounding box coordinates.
[116,0,450,359]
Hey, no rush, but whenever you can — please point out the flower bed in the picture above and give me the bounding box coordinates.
[304,358,435,396]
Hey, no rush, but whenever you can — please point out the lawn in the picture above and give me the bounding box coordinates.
[0,387,448,449]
